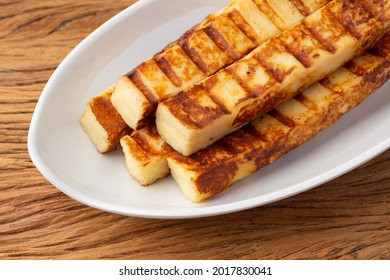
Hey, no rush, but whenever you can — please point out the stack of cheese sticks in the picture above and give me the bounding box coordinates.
[81,0,390,202]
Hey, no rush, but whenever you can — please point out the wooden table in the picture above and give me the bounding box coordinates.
[1,0,389,260]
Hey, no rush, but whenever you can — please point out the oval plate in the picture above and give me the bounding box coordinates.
[28,0,390,219]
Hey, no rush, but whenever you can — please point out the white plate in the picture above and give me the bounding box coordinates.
[28,0,390,219]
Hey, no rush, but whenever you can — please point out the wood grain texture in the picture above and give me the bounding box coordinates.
[0,0,389,260]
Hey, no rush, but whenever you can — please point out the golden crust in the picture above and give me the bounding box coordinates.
[112,0,330,130]
[122,34,389,190]
[157,0,389,156]
[80,86,132,153]
[168,35,390,201]
[291,0,331,15]
[120,126,171,185]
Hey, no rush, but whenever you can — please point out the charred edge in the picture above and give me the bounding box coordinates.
[356,49,390,90]
[253,134,290,170]
[195,161,238,195]
[90,95,131,132]
[232,89,288,127]
[162,85,225,129]
[302,7,348,54]
[329,0,372,40]
[144,124,162,139]
[134,114,155,130]
[153,56,182,88]
[368,34,390,58]
[222,124,266,154]
[357,32,389,61]
[126,69,158,105]
[343,60,363,76]
[268,109,297,128]
[318,74,342,94]
[180,37,209,74]
[343,53,386,77]
[227,9,259,44]
[204,22,239,61]
[168,148,197,167]
[362,59,390,86]
[254,38,296,83]
[91,95,133,153]
[289,0,311,16]
[107,127,133,153]
[357,0,385,20]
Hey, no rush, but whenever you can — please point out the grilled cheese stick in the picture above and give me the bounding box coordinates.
[111,0,330,129]
[120,35,390,187]
[168,42,390,202]
[80,86,132,153]
[156,0,389,156]
[81,0,317,153]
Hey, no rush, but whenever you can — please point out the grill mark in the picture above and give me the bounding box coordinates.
[195,161,238,195]
[90,94,123,129]
[357,0,381,18]
[207,96,232,116]
[278,24,317,68]
[360,59,390,87]
[232,90,288,127]
[180,36,209,74]
[164,2,386,136]
[89,94,132,151]
[268,109,297,128]
[201,76,232,114]
[344,55,386,77]
[253,0,281,29]
[126,68,158,105]
[225,69,257,98]
[131,131,158,157]
[289,0,311,16]
[203,20,240,60]
[217,139,242,155]
[222,124,268,154]
[121,135,152,162]
[119,1,274,106]
[302,7,349,54]
[163,85,228,129]
[294,92,318,110]
[359,0,387,20]
[153,56,182,88]
[368,34,390,58]
[254,37,299,83]
[328,0,373,40]
[154,45,206,90]
[225,63,275,98]
[227,9,259,44]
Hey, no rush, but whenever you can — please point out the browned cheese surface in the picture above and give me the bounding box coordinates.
[1,0,390,260]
